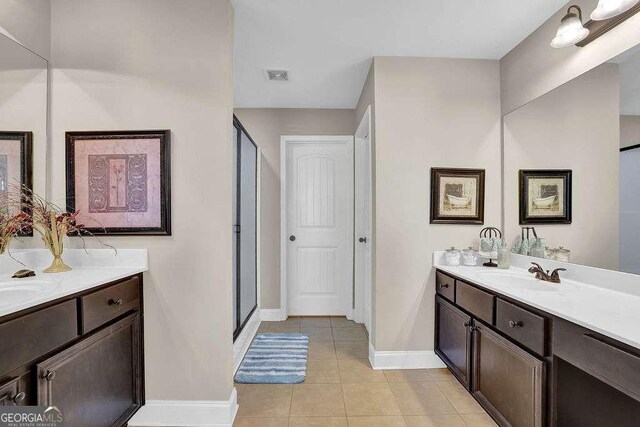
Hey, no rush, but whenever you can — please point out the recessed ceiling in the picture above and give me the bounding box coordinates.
[232,0,568,109]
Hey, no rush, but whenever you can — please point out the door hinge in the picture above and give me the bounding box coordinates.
[233,225,241,234]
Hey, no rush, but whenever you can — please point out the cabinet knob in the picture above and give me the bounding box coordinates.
[439,283,449,289]
[508,320,523,328]
[463,321,471,328]
[12,392,25,404]
[109,298,123,306]
[43,370,56,381]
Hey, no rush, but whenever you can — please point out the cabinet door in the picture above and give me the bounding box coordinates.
[37,314,142,427]
[0,375,27,406]
[435,296,472,388]
[473,323,544,427]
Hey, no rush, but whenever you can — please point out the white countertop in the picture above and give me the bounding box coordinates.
[434,252,640,350]
[0,249,148,318]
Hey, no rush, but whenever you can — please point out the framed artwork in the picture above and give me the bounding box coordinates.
[0,131,33,218]
[519,169,572,225]
[66,130,171,236]
[430,168,485,224]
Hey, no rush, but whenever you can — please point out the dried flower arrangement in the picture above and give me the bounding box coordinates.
[5,185,114,273]
[0,211,31,254]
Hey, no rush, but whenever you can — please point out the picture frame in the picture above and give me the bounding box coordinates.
[519,169,572,225]
[66,130,171,236]
[0,131,33,233]
[430,168,485,224]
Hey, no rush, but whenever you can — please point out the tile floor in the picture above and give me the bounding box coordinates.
[234,317,497,427]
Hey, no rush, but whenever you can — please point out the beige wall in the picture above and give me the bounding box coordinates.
[504,64,620,269]
[500,0,640,115]
[50,0,235,402]
[233,108,355,309]
[373,57,501,351]
[621,115,640,149]
[0,0,50,59]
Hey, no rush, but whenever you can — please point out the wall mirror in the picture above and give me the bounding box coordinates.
[0,33,48,214]
[503,43,640,274]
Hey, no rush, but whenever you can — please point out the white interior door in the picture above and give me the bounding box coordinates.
[285,136,353,315]
[355,134,372,333]
[620,148,640,274]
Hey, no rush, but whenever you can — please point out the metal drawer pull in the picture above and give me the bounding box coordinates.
[509,320,523,328]
[12,392,25,404]
[108,298,123,306]
[43,370,56,381]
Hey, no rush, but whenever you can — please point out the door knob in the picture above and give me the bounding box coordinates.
[289,235,296,242]
[359,237,367,243]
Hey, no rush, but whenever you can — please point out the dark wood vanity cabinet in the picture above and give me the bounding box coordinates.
[435,269,640,427]
[473,322,544,427]
[435,296,472,387]
[435,271,545,427]
[0,274,144,426]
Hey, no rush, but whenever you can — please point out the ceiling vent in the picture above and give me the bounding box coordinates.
[265,69,290,81]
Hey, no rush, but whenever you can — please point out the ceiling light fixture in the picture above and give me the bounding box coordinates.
[591,0,640,20]
[550,5,590,48]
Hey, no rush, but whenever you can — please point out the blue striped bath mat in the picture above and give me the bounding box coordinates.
[234,333,309,384]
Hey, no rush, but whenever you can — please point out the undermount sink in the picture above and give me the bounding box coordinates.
[476,270,574,292]
[0,280,58,308]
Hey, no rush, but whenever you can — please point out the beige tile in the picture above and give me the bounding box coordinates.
[237,384,293,418]
[384,370,431,382]
[405,414,467,427]
[460,413,498,427]
[234,417,289,427]
[338,358,387,383]
[307,341,337,360]
[289,416,348,426]
[342,383,402,416]
[331,317,362,328]
[426,368,455,381]
[301,317,332,328]
[306,359,341,383]
[300,327,334,341]
[348,416,407,426]
[290,383,346,417]
[257,323,271,333]
[282,317,303,327]
[335,341,369,360]
[267,325,302,333]
[333,328,368,342]
[436,381,484,414]
[389,382,457,416]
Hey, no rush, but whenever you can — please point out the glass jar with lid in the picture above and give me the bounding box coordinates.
[556,246,571,262]
[445,247,462,266]
[462,247,478,266]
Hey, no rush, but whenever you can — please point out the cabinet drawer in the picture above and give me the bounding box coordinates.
[496,299,546,356]
[435,271,455,301]
[80,276,140,334]
[0,300,78,377]
[456,281,494,324]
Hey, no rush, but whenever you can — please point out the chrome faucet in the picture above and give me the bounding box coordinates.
[528,262,566,284]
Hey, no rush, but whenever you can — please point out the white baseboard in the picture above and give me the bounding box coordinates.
[260,308,286,321]
[234,311,260,373]
[368,342,446,370]
[128,388,238,426]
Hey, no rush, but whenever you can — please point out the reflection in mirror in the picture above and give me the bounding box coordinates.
[503,44,640,274]
[0,33,47,215]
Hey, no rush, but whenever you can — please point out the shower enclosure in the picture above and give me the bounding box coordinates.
[233,116,258,340]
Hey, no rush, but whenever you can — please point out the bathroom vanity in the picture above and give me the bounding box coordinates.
[434,255,640,427]
[0,250,147,427]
